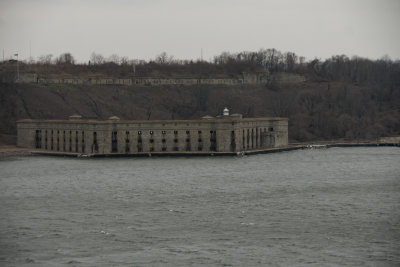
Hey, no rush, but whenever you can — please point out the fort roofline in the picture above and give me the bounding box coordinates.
[16,117,288,124]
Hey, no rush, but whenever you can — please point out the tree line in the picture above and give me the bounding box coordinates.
[1,49,399,83]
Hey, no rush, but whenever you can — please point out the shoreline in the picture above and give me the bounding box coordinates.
[0,146,33,157]
[1,141,399,158]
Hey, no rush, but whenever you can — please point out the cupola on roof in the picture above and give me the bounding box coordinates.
[223,107,229,116]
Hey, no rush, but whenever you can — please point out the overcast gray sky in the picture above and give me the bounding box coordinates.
[1,0,399,63]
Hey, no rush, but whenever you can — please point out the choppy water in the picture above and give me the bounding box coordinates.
[0,147,399,266]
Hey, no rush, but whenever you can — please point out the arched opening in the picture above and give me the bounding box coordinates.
[111,131,118,153]
[125,131,130,153]
[92,132,98,153]
[137,131,143,152]
[230,131,236,152]
[210,130,216,151]
[35,130,41,149]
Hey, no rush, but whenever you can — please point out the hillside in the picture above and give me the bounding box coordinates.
[2,50,399,145]
[1,78,399,145]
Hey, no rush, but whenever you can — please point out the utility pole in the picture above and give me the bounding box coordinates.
[15,53,19,82]
[201,48,203,61]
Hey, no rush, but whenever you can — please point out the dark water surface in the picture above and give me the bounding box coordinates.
[1,147,399,266]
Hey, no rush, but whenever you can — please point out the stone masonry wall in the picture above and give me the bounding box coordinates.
[23,72,269,86]
[17,117,288,154]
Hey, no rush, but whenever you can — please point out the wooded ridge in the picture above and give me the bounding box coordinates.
[1,49,399,144]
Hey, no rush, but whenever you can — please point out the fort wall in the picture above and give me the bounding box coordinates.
[14,72,307,86]
[16,72,269,86]
[17,115,288,155]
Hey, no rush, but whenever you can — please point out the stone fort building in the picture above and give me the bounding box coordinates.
[17,109,288,156]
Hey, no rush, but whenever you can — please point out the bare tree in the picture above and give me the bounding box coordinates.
[120,56,129,65]
[213,51,232,64]
[264,48,282,71]
[284,52,298,72]
[56,53,75,64]
[90,52,105,65]
[107,54,120,64]
[37,54,53,65]
[155,52,173,64]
